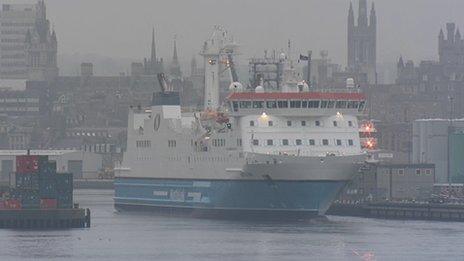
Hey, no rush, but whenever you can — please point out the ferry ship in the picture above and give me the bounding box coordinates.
[114,26,368,219]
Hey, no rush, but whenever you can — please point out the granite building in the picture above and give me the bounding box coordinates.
[0,1,57,80]
[347,0,376,84]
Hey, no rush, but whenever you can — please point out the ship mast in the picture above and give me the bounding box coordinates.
[200,26,238,110]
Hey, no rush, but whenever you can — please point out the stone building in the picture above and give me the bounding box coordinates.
[0,1,57,80]
[142,28,164,76]
[347,0,376,84]
[369,22,464,163]
[24,2,58,82]
[169,38,182,79]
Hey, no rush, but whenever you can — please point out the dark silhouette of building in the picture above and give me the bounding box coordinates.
[369,22,464,163]
[169,37,182,79]
[439,23,464,80]
[25,0,58,82]
[347,0,376,84]
[143,28,163,76]
[0,1,57,80]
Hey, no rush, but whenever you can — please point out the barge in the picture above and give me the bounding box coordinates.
[0,154,90,229]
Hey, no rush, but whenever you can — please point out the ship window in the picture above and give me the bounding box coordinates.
[301,121,306,126]
[266,101,277,108]
[415,169,421,175]
[268,121,273,127]
[358,101,366,111]
[239,101,251,108]
[267,139,273,146]
[425,169,432,176]
[348,139,354,146]
[301,101,308,108]
[282,139,289,146]
[322,139,329,146]
[309,139,315,146]
[296,139,302,146]
[315,120,321,126]
[287,120,292,127]
[398,169,405,176]
[253,101,264,108]
[327,101,335,108]
[347,101,359,109]
[320,100,328,108]
[249,121,255,127]
[336,139,342,146]
[232,102,239,112]
[308,100,320,108]
[168,140,177,148]
[136,140,151,148]
[335,101,347,108]
[252,139,259,146]
[277,100,288,108]
[290,100,301,108]
[333,121,338,127]
[212,139,226,147]
[348,121,353,127]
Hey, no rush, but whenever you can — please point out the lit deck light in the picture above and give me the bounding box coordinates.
[260,112,268,120]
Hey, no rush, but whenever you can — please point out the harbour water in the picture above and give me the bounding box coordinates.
[0,190,463,261]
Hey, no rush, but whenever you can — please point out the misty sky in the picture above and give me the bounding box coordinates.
[8,0,464,71]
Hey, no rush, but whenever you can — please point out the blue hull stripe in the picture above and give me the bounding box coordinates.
[114,178,346,215]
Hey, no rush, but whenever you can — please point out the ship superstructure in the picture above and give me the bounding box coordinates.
[114,27,367,219]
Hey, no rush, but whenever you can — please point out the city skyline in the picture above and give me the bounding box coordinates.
[4,0,464,71]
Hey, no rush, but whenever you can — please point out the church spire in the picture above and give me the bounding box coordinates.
[358,0,368,27]
[348,2,354,28]
[169,36,182,79]
[151,27,156,63]
[439,28,445,41]
[190,56,197,76]
[397,56,404,69]
[369,2,376,27]
[172,37,178,63]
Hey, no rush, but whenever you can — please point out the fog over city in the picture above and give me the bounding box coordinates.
[2,0,464,260]
[7,0,464,75]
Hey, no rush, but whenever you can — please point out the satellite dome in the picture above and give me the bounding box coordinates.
[255,85,264,93]
[297,81,309,92]
[280,52,286,60]
[229,82,243,92]
[346,78,355,88]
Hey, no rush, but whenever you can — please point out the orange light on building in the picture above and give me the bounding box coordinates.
[361,138,377,150]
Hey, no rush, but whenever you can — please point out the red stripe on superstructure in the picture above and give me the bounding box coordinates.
[226,92,366,101]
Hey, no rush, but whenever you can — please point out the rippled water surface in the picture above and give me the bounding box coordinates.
[0,189,463,261]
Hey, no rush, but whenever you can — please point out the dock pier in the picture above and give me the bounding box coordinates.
[328,202,464,222]
[0,208,91,229]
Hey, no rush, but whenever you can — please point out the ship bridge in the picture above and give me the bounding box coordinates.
[226,91,366,117]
